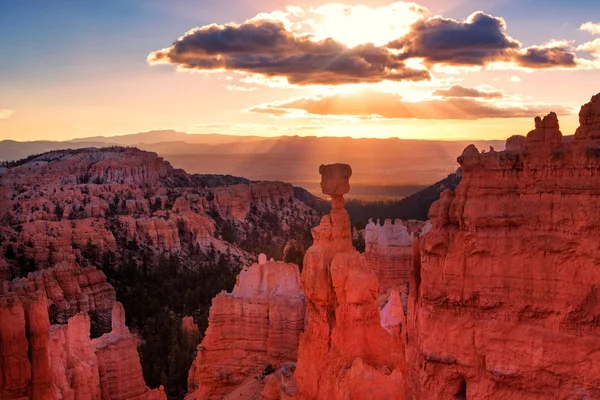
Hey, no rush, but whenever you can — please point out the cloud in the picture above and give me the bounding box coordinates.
[433,85,503,98]
[148,19,430,85]
[581,22,600,35]
[149,5,598,86]
[0,109,13,119]
[389,12,580,69]
[388,12,521,66]
[509,75,522,82]
[513,41,577,68]
[225,85,258,92]
[577,38,600,56]
[249,91,572,120]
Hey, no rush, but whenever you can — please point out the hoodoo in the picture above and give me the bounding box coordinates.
[293,163,407,400]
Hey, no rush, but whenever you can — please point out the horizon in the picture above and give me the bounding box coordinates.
[1,0,599,142]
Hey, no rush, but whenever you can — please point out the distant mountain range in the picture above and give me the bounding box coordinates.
[0,130,505,186]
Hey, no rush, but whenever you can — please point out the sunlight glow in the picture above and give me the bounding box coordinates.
[311,2,427,47]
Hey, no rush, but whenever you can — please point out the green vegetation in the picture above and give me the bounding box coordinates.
[82,226,239,399]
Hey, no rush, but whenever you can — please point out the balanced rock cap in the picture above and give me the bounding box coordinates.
[319,163,352,196]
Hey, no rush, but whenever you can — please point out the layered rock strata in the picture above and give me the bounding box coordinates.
[0,147,316,274]
[186,256,306,399]
[2,263,116,323]
[407,94,600,399]
[293,164,407,400]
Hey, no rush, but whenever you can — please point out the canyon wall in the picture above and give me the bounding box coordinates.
[186,254,305,400]
[407,94,600,399]
[0,147,318,275]
[293,164,407,400]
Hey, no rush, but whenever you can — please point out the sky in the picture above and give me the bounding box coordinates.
[1,0,600,141]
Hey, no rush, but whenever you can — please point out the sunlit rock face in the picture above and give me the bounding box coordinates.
[49,313,102,400]
[407,94,600,399]
[293,163,407,400]
[93,303,166,400]
[0,295,165,400]
[1,263,116,324]
[185,256,306,400]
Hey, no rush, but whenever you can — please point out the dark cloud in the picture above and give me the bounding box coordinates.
[389,12,579,69]
[514,43,578,68]
[148,20,430,85]
[250,91,572,120]
[389,12,520,66]
[149,10,588,86]
[433,85,503,99]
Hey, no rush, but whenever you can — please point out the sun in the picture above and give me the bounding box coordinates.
[312,2,426,48]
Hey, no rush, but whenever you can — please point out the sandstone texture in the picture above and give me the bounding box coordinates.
[93,303,165,400]
[407,94,600,399]
[49,312,102,400]
[2,263,116,324]
[0,146,319,400]
[364,219,429,300]
[318,163,352,197]
[293,163,407,400]
[0,147,318,278]
[186,256,306,400]
[0,295,165,400]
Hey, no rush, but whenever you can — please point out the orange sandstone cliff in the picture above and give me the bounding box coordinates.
[407,94,600,399]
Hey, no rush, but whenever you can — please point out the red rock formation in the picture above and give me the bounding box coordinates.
[93,303,165,400]
[574,93,600,142]
[0,146,316,400]
[0,294,30,399]
[407,94,600,399]
[0,294,164,400]
[25,293,57,400]
[17,219,117,265]
[0,292,57,400]
[0,147,313,280]
[186,256,305,399]
[49,313,101,400]
[120,216,182,253]
[182,316,199,337]
[87,149,174,186]
[364,218,429,299]
[2,263,116,323]
[212,182,294,219]
[293,164,407,400]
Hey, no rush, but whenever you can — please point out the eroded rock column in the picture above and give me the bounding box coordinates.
[294,164,407,400]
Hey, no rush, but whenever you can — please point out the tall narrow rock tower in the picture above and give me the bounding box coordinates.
[294,164,407,400]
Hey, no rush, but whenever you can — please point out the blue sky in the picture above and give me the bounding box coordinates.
[1,0,599,141]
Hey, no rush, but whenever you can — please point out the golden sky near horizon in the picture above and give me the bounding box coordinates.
[0,0,599,142]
